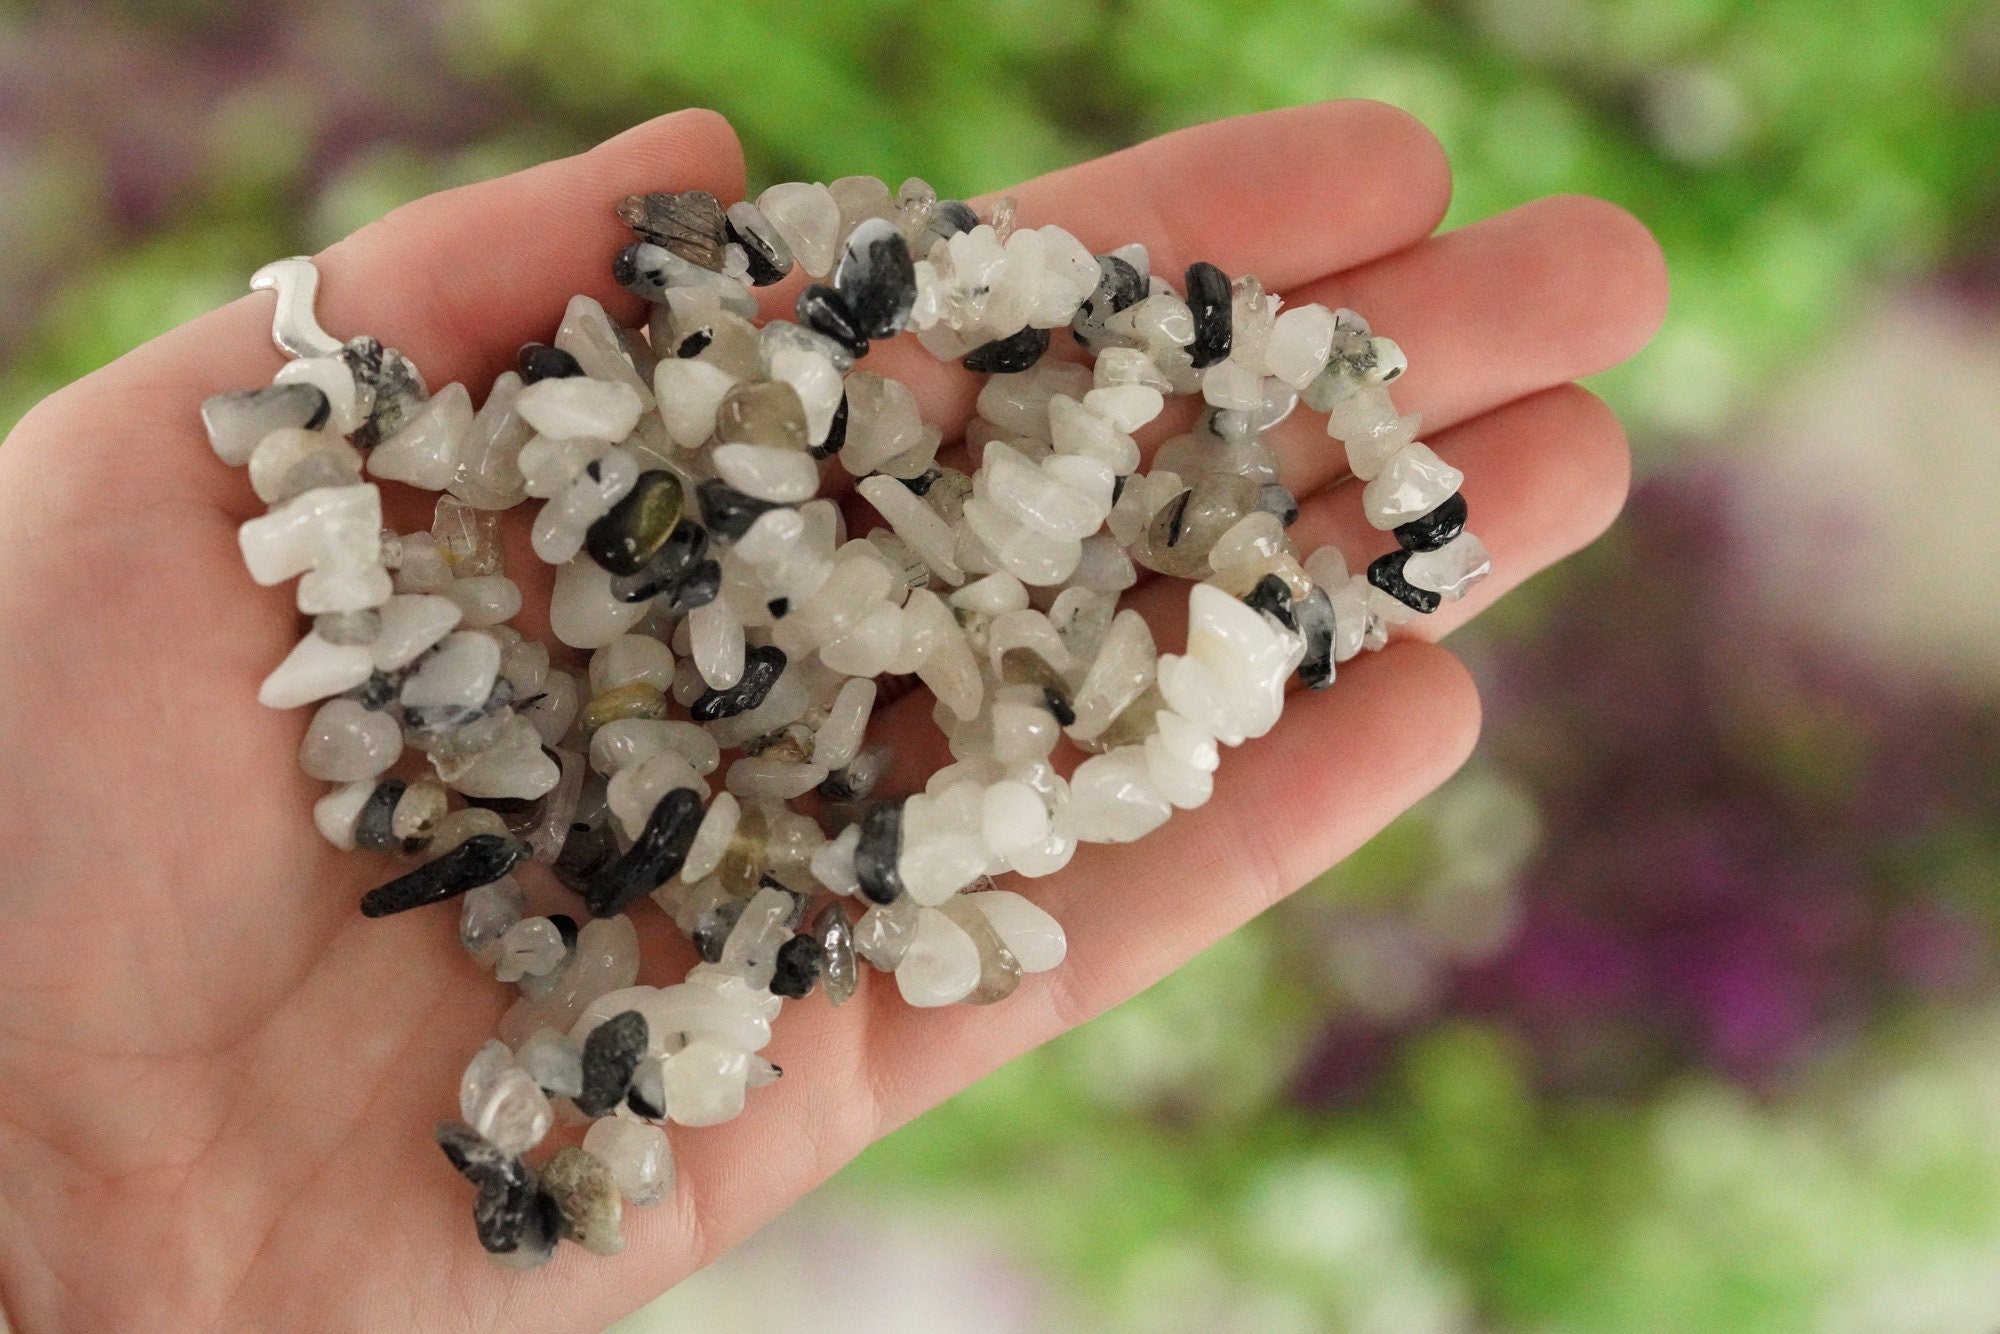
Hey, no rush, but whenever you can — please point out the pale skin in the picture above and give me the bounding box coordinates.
[0,104,1666,1331]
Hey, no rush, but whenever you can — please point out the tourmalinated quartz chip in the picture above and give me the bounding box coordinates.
[217,169,1487,1268]
[574,1009,649,1115]
[618,191,730,270]
[361,833,528,917]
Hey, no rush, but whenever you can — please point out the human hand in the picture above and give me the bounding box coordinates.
[0,102,1664,1331]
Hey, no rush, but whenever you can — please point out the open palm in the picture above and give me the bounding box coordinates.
[0,103,1664,1331]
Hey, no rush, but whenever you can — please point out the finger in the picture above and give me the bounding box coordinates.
[1287,383,1632,639]
[24,110,746,498]
[789,100,1455,443]
[1265,194,1666,499]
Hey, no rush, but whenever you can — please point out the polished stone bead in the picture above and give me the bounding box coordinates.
[315,608,380,647]
[796,284,869,358]
[459,876,526,963]
[1093,254,1146,313]
[725,201,793,286]
[435,1122,541,1256]
[1393,491,1468,553]
[202,382,329,466]
[581,1115,674,1208]
[515,1027,584,1098]
[962,324,1051,374]
[574,1009,649,1115]
[402,675,514,736]
[343,336,429,450]
[1403,531,1491,601]
[941,898,1022,1005]
[854,801,906,905]
[581,787,703,917]
[579,681,669,735]
[517,343,584,383]
[613,242,750,310]
[494,916,567,983]
[715,380,808,450]
[538,1145,624,1257]
[301,697,402,781]
[1365,549,1443,613]
[460,1039,553,1154]
[360,833,528,917]
[393,778,450,849]
[617,190,728,270]
[894,907,982,1006]
[833,217,917,340]
[768,934,822,999]
[1362,443,1463,530]
[689,645,786,721]
[434,496,506,577]
[854,894,918,969]
[585,471,685,576]
[758,181,842,276]
[1139,472,1262,579]
[1184,262,1234,369]
[813,902,857,1006]
[696,479,781,542]
[656,558,722,614]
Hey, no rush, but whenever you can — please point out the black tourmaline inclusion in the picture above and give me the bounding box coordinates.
[1184,261,1233,368]
[796,285,869,359]
[726,211,790,287]
[1093,254,1146,313]
[1366,550,1443,614]
[854,802,907,905]
[586,470,686,576]
[1243,573,1298,630]
[436,1122,560,1259]
[1293,586,1337,690]
[689,645,787,722]
[354,779,407,852]
[833,218,918,340]
[574,1010,649,1116]
[361,834,527,918]
[769,935,823,999]
[962,324,1051,374]
[811,393,849,460]
[582,788,704,918]
[1393,492,1467,553]
[517,344,584,383]
[696,479,781,542]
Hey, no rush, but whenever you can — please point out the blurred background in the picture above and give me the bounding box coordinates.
[4,0,1998,1328]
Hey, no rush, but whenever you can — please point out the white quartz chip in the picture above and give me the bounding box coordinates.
[259,631,373,709]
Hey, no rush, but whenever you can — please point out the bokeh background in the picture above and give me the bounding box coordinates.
[5,1,1999,1328]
